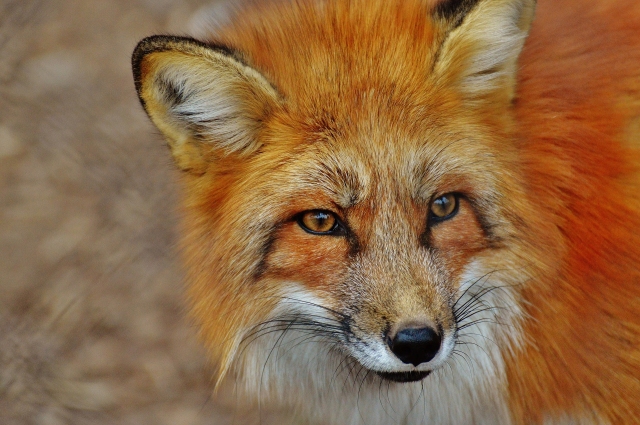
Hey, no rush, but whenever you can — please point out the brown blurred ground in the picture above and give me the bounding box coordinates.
[0,0,294,423]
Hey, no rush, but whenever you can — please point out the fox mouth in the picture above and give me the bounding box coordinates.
[375,370,431,383]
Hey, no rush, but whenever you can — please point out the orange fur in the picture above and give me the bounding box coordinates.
[506,0,640,422]
[132,0,640,423]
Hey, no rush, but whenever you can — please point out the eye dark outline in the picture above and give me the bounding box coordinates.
[296,210,346,236]
[428,193,460,225]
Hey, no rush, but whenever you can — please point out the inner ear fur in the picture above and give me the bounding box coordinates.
[132,35,281,174]
[433,0,537,103]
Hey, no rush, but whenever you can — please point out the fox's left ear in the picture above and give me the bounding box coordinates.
[432,0,536,103]
[132,36,281,174]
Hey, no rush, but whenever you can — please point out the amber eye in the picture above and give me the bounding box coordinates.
[429,193,459,223]
[298,210,341,235]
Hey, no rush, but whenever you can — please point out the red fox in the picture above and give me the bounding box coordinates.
[131,0,640,423]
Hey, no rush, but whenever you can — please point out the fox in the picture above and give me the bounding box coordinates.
[131,0,640,423]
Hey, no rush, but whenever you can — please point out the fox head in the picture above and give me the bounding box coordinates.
[132,0,547,412]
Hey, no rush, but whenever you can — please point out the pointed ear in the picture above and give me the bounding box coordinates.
[432,0,536,103]
[132,36,281,174]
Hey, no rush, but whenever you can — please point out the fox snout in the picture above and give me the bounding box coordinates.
[340,287,456,381]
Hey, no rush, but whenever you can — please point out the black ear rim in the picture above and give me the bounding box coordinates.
[434,0,538,29]
[433,0,483,28]
[131,35,241,110]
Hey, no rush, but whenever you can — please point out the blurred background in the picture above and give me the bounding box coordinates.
[0,0,291,423]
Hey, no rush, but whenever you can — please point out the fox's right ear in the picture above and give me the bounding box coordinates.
[431,0,536,104]
[132,36,281,174]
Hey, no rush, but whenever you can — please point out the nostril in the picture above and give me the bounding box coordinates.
[387,326,442,367]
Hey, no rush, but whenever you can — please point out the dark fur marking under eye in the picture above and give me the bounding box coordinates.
[346,233,361,258]
[253,232,278,280]
[463,197,506,249]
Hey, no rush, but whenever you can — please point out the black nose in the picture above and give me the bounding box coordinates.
[387,326,442,366]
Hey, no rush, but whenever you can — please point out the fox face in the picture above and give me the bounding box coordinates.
[132,0,536,419]
[238,117,509,381]
[132,0,640,423]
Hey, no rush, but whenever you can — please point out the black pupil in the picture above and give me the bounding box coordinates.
[313,212,331,228]
[434,196,451,214]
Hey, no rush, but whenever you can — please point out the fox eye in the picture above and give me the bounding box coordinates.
[429,193,459,223]
[298,210,342,235]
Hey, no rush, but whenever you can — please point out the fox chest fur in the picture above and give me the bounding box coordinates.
[132,0,640,423]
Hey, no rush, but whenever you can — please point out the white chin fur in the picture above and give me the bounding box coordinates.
[227,267,524,425]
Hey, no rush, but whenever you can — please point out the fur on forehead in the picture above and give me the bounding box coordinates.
[252,119,509,215]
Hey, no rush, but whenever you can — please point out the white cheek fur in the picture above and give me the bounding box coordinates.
[224,263,528,425]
